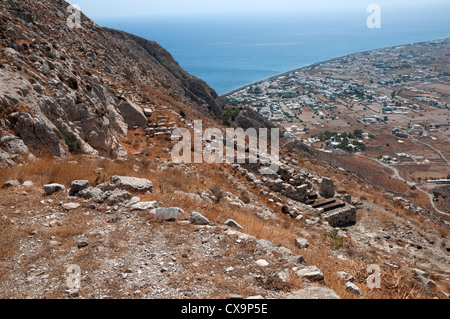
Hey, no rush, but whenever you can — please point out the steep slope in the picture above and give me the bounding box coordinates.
[0,0,448,301]
[0,0,225,163]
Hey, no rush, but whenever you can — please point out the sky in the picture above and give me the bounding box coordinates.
[69,0,450,18]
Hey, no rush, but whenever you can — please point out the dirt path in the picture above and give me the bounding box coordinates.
[358,154,448,217]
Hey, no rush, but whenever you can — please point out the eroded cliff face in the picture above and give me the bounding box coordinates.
[0,0,225,165]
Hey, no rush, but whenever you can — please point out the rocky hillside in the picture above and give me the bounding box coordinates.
[0,0,449,300]
[0,0,225,163]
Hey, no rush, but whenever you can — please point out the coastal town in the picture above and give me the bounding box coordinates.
[225,38,450,212]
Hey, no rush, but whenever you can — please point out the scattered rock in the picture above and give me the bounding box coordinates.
[224,267,234,273]
[65,289,80,298]
[2,180,20,189]
[78,187,108,202]
[107,190,132,205]
[143,108,153,117]
[96,183,116,192]
[296,266,324,282]
[345,282,361,296]
[294,238,310,249]
[412,268,429,278]
[189,212,211,225]
[224,219,243,229]
[255,259,269,267]
[77,241,89,249]
[337,271,355,283]
[110,175,153,193]
[415,275,436,289]
[289,285,339,299]
[0,149,14,167]
[44,183,66,195]
[154,207,181,221]
[70,180,89,194]
[62,203,81,210]
[129,201,159,211]
[22,181,34,187]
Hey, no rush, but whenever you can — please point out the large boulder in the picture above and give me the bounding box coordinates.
[13,112,66,157]
[116,99,147,128]
[106,104,128,136]
[110,175,153,193]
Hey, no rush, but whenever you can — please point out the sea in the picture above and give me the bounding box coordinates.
[95,5,450,95]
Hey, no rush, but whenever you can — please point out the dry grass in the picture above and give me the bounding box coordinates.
[0,135,446,299]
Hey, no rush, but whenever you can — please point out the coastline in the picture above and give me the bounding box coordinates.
[220,36,450,98]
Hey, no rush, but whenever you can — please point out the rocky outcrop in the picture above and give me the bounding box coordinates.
[1,133,29,154]
[116,98,147,128]
[0,0,227,163]
[0,149,14,167]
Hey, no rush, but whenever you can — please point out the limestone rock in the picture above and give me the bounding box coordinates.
[70,180,89,194]
[255,259,269,267]
[412,268,429,278]
[289,286,340,299]
[154,207,181,221]
[130,201,159,211]
[337,271,355,283]
[107,190,132,205]
[96,183,116,192]
[1,134,29,155]
[296,266,324,282]
[415,275,436,289]
[345,282,362,295]
[106,104,128,136]
[0,149,14,167]
[22,181,34,187]
[110,175,153,193]
[2,180,20,189]
[225,219,243,229]
[78,187,108,203]
[116,99,147,128]
[189,212,211,225]
[44,183,66,195]
[62,203,81,210]
[295,238,310,249]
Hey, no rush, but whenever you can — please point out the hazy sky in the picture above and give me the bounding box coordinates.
[69,0,450,18]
